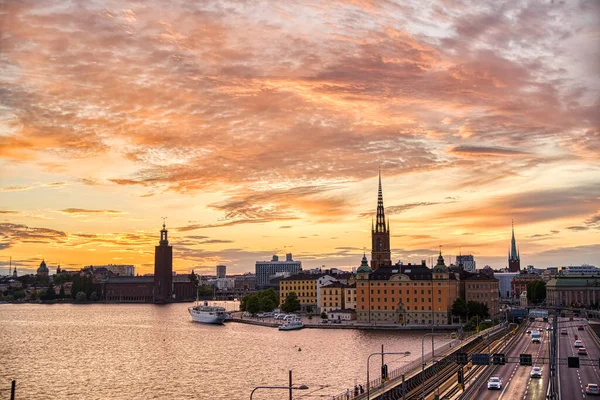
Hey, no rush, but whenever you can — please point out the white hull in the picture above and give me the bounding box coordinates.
[188,305,226,325]
[279,321,304,331]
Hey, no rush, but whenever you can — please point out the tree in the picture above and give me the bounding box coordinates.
[246,295,260,315]
[321,311,328,319]
[75,291,87,302]
[281,292,301,313]
[42,283,56,301]
[189,273,199,288]
[59,285,66,299]
[451,298,468,320]
[466,301,489,319]
[90,292,99,302]
[527,281,546,303]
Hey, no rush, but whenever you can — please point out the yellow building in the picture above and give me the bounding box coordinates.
[279,274,318,310]
[320,282,346,312]
[344,282,357,310]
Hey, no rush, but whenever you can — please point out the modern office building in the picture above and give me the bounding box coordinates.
[216,265,227,279]
[255,254,301,288]
[495,272,518,299]
[456,254,476,273]
[558,265,599,275]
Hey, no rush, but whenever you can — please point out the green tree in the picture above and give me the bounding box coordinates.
[466,301,489,319]
[59,285,66,299]
[75,291,87,302]
[189,273,199,288]
[527,281,546,303]
[246,295,260,315]
[12,290,25,300]
[451,298,468,320]
[42,283,56,301]
[281,292,301,313]
[320,311,327,319]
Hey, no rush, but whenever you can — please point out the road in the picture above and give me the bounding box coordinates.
[471,320,549,400]
[558,317,600,399]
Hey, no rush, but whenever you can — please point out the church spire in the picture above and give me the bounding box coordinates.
[510,220,518,261]
[375,168,387,233]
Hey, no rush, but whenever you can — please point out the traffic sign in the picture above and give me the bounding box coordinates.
[519,354,533,366]
[568,357,580,368]
[456,352,469,365]
[472,353,490,366]
[493,353,506,365]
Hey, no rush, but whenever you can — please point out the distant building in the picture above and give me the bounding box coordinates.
[495,272,518,299]
[558,265,599,275]
[344,282,357,310]
[328,309,356,321]
[460,272,500,317]
[84,264,135,276]
[37,260,49,278]
[255,254,301,289]
[233,273,256,291]
[508,222,521,272]
[216,265,226,279]
[520,291,528,306]
[456,254,476,273]
[511,273,542,298]
[547,275,600,307]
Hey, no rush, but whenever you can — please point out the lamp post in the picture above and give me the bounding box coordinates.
[249,371,308,400]
[422,333,445,400]
[366,350,411,400]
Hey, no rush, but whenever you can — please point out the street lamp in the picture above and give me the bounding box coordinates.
[249,370,308,400]
[366,350,411,400]
[422,333,445,400]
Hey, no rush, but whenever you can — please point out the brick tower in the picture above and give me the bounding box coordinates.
[153,219,173,303]
[371,170,392,270]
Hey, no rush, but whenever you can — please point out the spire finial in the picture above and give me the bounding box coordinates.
[375,169,386,233]
[161,217,167,230]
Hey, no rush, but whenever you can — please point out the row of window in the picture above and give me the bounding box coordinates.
[281,292,316,297]
[360,305,435,311]
[361,297,443,304]
[361,289,444,295]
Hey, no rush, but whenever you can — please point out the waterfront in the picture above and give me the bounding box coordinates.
[0,303,452,399]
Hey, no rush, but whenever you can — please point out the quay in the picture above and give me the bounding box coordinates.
[231,315,463,331]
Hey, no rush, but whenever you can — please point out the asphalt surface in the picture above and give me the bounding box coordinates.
[471,320,550,400]
[558,317,600,399]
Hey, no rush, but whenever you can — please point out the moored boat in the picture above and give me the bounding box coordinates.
[188,300,226,325]
[278,319,304,331]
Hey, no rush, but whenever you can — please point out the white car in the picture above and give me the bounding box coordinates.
[575,340,584,348]
[530,366,543,378]
[488,377,502,390]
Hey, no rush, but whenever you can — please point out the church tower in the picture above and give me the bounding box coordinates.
[153,219,173,303]
[371,170,392,270]
[508,221,521,272]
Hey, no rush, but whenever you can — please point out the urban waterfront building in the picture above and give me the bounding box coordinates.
[216,265,227,279]
[344,282,357,311]
[547,275,600,307]
[371,171,392,270]
[508,222,521,272]
[255,254,301,289]
[456,254,476,273]
[320,281,346,312]
[83,264,135,276]
[279,273,318,310]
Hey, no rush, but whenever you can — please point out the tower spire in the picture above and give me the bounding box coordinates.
[375,168,386,233]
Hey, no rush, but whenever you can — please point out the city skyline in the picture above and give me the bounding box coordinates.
[1,1,599,274]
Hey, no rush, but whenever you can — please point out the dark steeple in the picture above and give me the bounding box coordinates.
[508,220,521,272]
[371,170,391,270]
[160,217,169,246]
[375,168,387,233]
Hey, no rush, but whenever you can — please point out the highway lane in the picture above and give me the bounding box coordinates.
[559,317,600,399]
[472,321,548,400]
[524,321,550,400]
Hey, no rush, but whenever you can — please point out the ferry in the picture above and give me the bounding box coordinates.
[278,319,304,331]
[188,300,226,325]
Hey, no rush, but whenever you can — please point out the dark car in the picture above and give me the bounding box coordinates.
[578,325,585,331]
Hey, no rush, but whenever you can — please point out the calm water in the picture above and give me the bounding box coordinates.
[0,303,452,399]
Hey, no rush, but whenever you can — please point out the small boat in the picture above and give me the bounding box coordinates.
[279,319,304,331]
[188,300,226,325]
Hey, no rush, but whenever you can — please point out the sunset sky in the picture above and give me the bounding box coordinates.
[1,0,599,276]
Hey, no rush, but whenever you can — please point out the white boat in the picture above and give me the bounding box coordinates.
[279,319,304,331]
[188,300,226,325]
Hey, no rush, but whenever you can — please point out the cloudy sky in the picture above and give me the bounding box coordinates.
[1,0,599,275]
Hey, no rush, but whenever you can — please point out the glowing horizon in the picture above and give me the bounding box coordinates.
[1,0,599,275]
